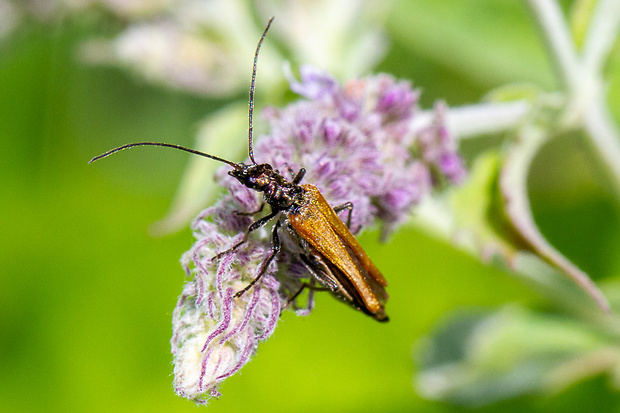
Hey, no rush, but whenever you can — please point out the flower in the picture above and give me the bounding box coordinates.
[76,0,391,97]
[415,102,467,185]
[171,68,465,403]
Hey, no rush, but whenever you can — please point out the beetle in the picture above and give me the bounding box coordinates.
[89,17,389,322]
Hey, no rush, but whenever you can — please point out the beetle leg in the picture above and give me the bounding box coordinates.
[233,202,265,216]
[292,168,306,184]
[283,164,295,179]
[334,201,354,229]
[212,210,278,261]
[286,281,329,308]
[234,220,282,298]
[298,254,339,291]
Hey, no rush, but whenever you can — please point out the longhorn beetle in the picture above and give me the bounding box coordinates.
[90,18,389,322]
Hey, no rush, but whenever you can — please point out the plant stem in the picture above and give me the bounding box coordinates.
[527,0,620,198]
[582,0,620,78]
[412,100,531,139]
[526,0,582,90]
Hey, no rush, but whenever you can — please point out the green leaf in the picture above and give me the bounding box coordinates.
[500,125,610,314]
[449,150,529,260]
[415,305,614,407]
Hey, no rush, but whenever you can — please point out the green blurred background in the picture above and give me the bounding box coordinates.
[2,0,620,412]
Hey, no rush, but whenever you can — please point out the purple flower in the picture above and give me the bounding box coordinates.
[289,65,338,100]
[415,101,467,184]
[171,68,465,403]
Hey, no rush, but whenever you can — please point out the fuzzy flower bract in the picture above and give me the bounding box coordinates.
[171,67,464,404]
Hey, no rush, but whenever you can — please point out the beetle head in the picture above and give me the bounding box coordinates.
[229,163,275,191]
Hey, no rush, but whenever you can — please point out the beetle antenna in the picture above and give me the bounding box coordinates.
[247,17,274,165]
[89,142,242,169]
